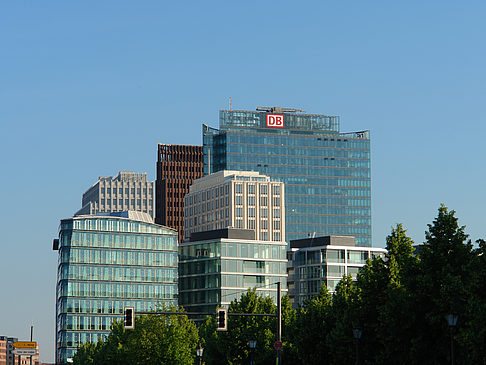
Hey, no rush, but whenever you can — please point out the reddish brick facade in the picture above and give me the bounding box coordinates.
[155,144,203,243]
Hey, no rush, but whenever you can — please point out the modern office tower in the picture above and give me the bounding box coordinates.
[156,144,203,243]
[76,171,155,218]
[203,106,371,246]
[183,170,285,242]
[53,212,178,364]
[179,228,288,313]
[286,236,386,308]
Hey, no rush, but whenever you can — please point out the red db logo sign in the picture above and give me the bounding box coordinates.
[266,114,284,128]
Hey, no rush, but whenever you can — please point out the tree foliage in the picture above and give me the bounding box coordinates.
[199,288,295,365]
[73,306,199,365]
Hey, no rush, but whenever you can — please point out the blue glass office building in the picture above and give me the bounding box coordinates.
[54,212,178,364]
[203,107,371,246]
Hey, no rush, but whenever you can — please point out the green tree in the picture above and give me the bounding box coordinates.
[73,306,199,365]
[458,239,486,364]
[410,205,473,364]
[199,289,295,365]
[375,224,417,365]
[290,283,332,364]
[326,275,358,365]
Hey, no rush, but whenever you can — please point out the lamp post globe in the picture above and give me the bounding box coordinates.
[196,343,204,365]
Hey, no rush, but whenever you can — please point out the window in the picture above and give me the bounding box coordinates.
[235,183,243,194]
[107,199,111,205]
[107,188,111,194]
[248,196,255,206]
[137,188,141,194]
[260,184,268,194]
[131,188,135,194]
[260,196,267,206]
[101,188,105,194]
[119,188,123,194]
[248,184,255,194]
[249,207,255,217]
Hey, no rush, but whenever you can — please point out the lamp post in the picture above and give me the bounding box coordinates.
[353,326,362,365]
[248,335,257,365]
[196,343,204,365]
[446,313,458,365]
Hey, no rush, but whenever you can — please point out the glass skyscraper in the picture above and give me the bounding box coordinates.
[203,107,371,246]
[54,212,178,364]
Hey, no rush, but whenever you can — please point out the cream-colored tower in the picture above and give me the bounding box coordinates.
[184,170,285,242]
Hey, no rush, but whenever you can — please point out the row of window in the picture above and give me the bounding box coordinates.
[284,176,370,188]
[58,298,161,316]
[58,281,178,299]
[293,249,384,266]
[60,248,178,267]
[229,151,370,169]
[58,264,177,283]
[227,143,370,158]
[227,163,371,178]
[285,214,370,226]
[225,132,369,149]
[100,187,152,196]
[60,231,177,252]
[179,241,287,261]
[100,198,152,207]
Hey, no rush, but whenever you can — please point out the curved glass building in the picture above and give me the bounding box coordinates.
[54,212,178,364]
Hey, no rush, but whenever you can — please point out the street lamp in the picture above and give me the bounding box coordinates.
[248,335,257,365]
[353,326,362,365]
[446,313,458,365]
[196,343,204,365]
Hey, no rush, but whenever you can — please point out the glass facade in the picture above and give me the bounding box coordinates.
[287,244,385,308]
[179,238,287,313]
[55,215,178,364]
[203,109,371,246]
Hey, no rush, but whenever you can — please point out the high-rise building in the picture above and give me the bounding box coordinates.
[76,171,154,218]
[286,236,386,308]
[203,106,371,246]
[53,212,178,364]
[156,144,203,243]
[183,170,285,242]
[179,228,288,313]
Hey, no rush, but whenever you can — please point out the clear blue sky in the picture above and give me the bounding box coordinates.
[1,1,485,362]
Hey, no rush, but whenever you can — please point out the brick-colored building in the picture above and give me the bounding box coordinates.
[155,144,203,243]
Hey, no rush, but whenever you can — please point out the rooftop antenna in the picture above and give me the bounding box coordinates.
[229,96,232,111]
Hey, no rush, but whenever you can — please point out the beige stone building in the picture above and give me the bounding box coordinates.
[75,171,154,218]
[184,170,284,242]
